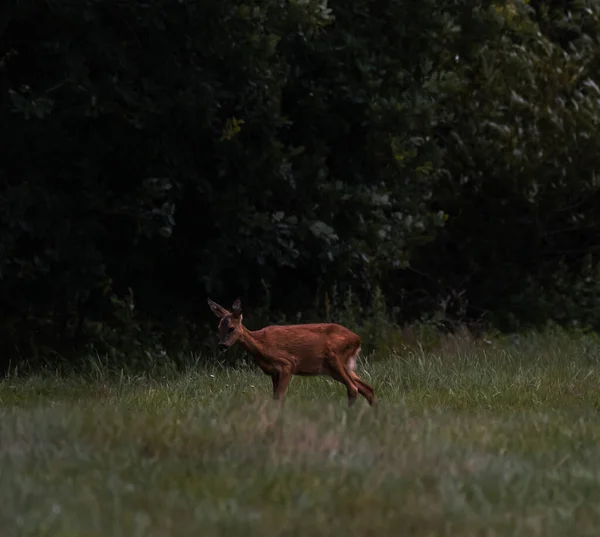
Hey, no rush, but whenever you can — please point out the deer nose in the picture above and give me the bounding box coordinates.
[218,343,228,352]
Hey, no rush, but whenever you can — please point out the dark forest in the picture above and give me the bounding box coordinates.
[2,0,600,370]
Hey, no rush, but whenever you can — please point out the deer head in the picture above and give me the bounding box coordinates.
[207,297,243,352]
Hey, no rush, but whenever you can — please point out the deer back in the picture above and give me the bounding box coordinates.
[252,323,360,372]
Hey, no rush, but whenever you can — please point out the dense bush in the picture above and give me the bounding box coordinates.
[1,0,600,368]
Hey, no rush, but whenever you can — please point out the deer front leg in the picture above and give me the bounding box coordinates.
[273,368,292,402]
[270,373,280,399]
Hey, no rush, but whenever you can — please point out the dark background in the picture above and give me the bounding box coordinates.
[2,0,600,370]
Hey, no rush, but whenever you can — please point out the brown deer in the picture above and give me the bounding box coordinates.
[207,297,376,407]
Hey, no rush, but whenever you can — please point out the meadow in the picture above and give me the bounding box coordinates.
[2,329,600,536]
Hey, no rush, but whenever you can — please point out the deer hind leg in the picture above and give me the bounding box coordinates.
[341,374,359,407]
[327,358,359,407]
[345,346,377,406]
[350,372,377,406]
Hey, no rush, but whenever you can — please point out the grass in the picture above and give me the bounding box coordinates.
[2,330,600,536]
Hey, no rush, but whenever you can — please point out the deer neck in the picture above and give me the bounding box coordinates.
[238,326,266,357]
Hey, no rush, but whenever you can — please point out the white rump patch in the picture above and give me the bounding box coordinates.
[346,346,361,372]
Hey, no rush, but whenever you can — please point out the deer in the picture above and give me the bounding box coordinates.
[207,297,377,407]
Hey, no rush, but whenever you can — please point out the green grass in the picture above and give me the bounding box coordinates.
[3,331,600,536]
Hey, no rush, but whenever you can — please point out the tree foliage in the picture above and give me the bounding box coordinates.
[1,0,600,366]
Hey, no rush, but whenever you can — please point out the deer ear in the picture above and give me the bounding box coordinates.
[231,298,242,317]
[207,298,229,319]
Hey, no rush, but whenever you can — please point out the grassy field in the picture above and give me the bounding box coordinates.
[3,331,600,536]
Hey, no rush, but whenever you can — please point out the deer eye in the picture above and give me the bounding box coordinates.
[228,326,235,333]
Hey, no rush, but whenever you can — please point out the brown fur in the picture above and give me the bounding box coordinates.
[207,298,377,407]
